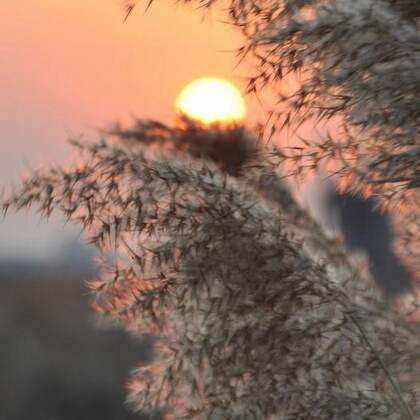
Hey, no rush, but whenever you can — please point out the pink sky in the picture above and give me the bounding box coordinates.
[0,1,264,260]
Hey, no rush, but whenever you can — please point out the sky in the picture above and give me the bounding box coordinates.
[0,0,263,261]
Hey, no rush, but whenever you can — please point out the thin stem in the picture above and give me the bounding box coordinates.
[348,312,415,420]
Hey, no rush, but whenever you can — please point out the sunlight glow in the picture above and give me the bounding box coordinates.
[176,78,246,124]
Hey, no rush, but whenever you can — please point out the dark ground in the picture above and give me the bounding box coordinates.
[0,259,155,420]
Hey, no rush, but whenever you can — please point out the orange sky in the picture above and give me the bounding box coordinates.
[0,0,263,259]
[0,1,259,178]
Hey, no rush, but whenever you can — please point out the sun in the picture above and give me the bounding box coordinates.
[176,77,246,125]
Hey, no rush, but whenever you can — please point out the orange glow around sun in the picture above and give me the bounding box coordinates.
[176,78,246,125]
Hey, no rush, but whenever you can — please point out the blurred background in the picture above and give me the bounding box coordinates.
[0,1,413,419]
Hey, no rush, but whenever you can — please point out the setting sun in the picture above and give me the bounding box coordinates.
[176,78,246,124]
